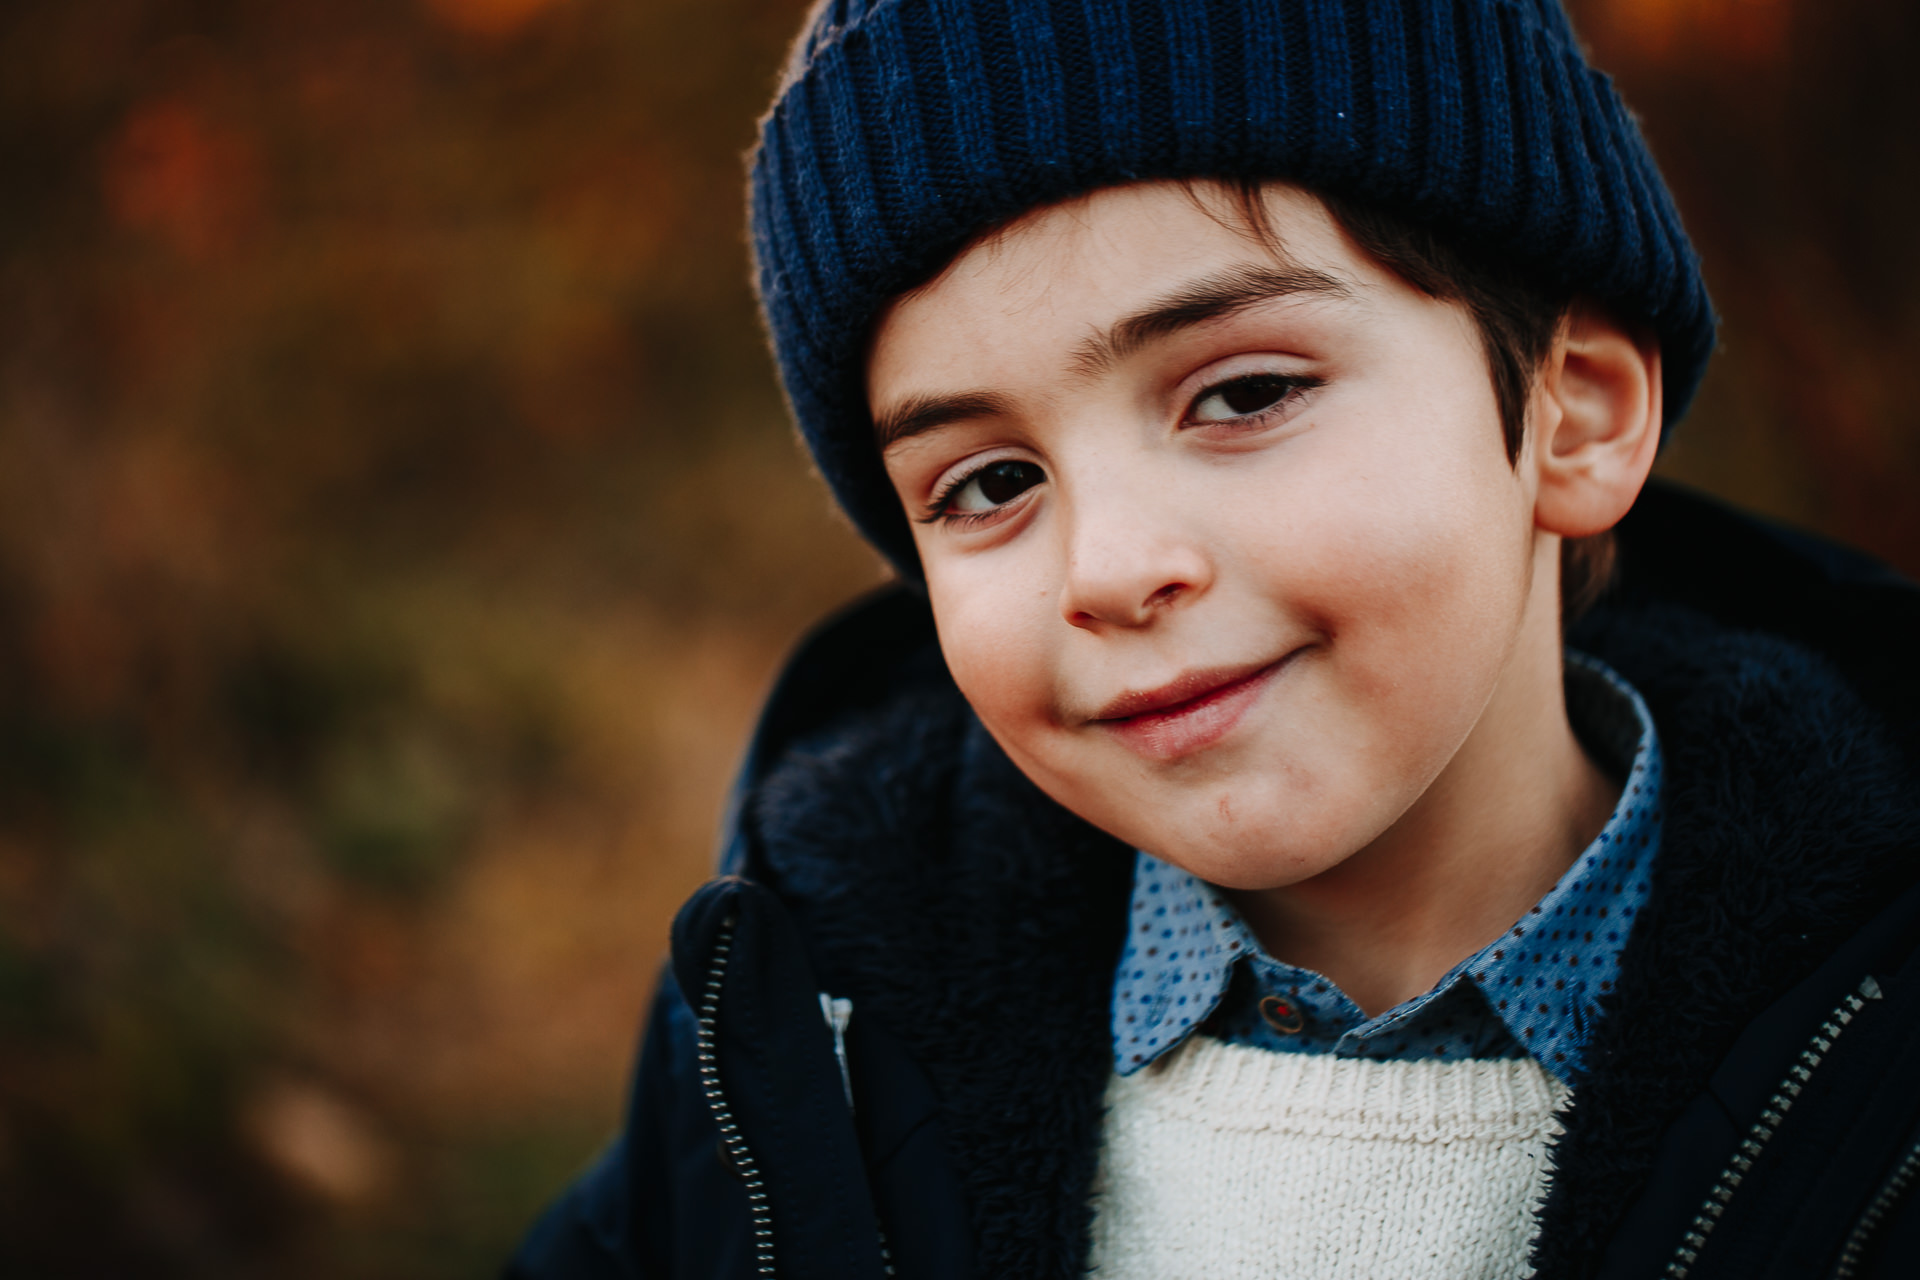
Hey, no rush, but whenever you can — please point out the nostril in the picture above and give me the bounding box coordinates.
[1148,583,1185,609]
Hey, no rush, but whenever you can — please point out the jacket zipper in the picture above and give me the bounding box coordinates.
[1829,1135,1920,1278]
[694,915,777,1277]
[1664,976,1884,1279]
[820,993,855,1109]
[815,992,898,1278]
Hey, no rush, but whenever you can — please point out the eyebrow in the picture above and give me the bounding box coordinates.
[1070,263,1352,378]
[874,390,1017,450]
[872,262,1352,449]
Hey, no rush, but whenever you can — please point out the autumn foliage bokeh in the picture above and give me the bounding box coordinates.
[0,0,1914,1275]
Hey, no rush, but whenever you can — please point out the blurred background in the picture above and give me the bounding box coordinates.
[0,0,1913,1274]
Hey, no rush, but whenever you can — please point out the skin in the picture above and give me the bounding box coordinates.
[869,181,1663,1016]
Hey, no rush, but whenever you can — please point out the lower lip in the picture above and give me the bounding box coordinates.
[1097,659,1288,762]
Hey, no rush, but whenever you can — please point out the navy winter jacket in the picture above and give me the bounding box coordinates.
[509,481,1920,1280]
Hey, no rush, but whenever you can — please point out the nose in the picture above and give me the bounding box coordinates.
[1057,488,1213,630]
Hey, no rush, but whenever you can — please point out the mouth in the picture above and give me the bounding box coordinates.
[1090,653,1297,761]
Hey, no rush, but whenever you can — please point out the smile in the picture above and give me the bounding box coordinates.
[1091,654,1295,761]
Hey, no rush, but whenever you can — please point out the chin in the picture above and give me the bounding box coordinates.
[1017,737,1401,890]
[1117,796,1359,891]
[1161,838,1343,892]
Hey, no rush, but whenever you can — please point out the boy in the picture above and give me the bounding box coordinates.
[513,1,1920,1277]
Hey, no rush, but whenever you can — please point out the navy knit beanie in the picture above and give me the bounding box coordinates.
[750,0,1717,575]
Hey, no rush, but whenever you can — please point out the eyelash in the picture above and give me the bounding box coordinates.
[1182,371,1323,428]
[919,371,1323,526]
[921,463,1021,526]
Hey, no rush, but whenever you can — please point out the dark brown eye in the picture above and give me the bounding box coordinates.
[1191,374,1299,422]
[951,459,1045,513]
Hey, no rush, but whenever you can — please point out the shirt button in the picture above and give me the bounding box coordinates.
[1260,994,1306,1034]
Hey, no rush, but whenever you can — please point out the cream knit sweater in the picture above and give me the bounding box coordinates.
[1087,1036,1571,1280]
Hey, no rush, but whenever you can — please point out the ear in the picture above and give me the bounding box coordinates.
[1529,299,1663,539]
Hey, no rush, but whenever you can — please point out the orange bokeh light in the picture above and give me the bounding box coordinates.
[420,0,571,38]
[101,99,262,260]
[1593,0,1792,64]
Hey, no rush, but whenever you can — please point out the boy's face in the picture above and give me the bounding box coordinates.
[869,182,1548,891]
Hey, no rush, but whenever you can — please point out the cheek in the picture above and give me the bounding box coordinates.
[1319,509,1529,764]
[1244,379,1530,648]
[926,559,1060,744]
[1220,397,1535,766]
[1323,480,1525,649]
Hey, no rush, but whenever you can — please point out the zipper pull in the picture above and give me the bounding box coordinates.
[1859,975,1885,1001]
[819,992,854,1110]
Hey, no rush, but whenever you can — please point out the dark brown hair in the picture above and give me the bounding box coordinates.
[1211,180,1619,625]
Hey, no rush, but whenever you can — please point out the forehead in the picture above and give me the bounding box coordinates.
[867,181,1379,402]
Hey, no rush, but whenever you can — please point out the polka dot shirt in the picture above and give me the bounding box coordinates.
[1111,652,1662,1086]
